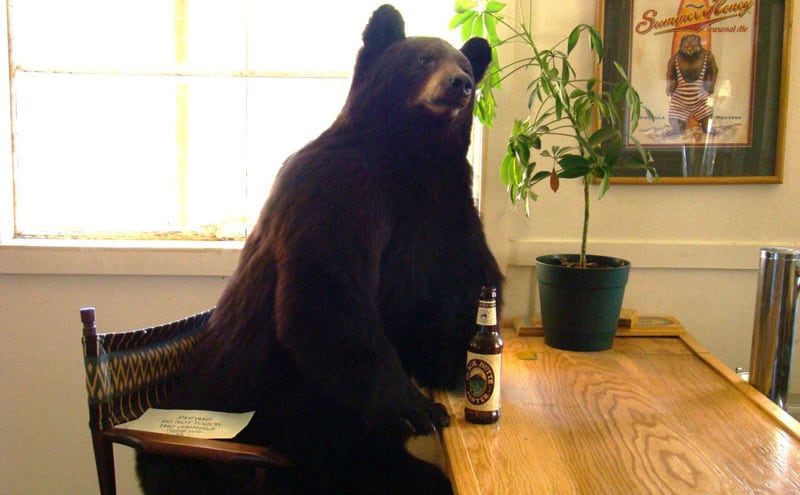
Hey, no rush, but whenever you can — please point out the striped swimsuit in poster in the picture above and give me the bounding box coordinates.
[668,52,713,130]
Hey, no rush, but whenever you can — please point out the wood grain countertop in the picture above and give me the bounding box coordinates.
[434,324,800,494]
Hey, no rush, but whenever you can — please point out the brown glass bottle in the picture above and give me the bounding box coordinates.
[464,286,503,424]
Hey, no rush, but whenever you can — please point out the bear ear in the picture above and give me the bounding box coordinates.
[362,4,406,54]
[461,37,492,84]
[349,5,406,88]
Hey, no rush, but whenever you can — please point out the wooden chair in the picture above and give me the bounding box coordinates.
[80,307,292,495]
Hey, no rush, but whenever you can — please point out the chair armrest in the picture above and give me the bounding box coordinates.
[105,427,292,468]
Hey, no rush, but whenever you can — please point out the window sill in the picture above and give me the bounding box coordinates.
[0,239,243,276]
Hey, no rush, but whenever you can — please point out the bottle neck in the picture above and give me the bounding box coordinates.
[476,299,497,327]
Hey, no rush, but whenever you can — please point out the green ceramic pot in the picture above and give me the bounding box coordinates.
[535,254,631,351]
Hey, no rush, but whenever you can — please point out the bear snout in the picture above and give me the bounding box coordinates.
[417,66,475,119]
[447,74,473,98]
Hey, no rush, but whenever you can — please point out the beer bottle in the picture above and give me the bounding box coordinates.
[465,286,503,424]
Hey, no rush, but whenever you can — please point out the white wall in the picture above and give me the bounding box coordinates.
[2,2,799,494]
[0,271,228,495]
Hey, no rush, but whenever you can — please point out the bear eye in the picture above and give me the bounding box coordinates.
[419,55,435,66]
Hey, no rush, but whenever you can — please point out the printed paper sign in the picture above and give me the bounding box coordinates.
[117,408,255,439]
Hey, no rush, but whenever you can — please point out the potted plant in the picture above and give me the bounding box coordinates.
[450,0,657,351]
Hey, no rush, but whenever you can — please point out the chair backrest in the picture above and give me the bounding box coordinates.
[81,307,213,432]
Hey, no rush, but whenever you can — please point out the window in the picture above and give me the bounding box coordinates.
[4,1,470,241]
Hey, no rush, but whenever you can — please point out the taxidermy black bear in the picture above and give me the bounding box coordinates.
[136,4,501,494]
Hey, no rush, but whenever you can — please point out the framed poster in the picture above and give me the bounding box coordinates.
[599,0,790,183]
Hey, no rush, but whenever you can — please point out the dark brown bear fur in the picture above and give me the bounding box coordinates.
[136,5,500,494]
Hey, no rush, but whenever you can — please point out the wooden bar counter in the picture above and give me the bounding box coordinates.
[434,321,800,494]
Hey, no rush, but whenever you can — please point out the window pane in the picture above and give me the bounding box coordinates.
[13,73,248,236]
[248,1,462,73]
[179,77,248,237]
[244,77,351,221]
[247,1,371,74]
[10,0,247,73]
[7,1,466,240]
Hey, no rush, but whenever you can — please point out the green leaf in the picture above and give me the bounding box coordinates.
[514,142,530,168]
[511,155,524,184]
[472,15,485,37]
[626,88,641,131]
[630,135,648,159]
[461,14,477,40]
[484,14,500,45]
[592,166,606,179]
[570,88,586,98]
[454,0,478,14]
[558,167,591,179]
[501,154,515,186]
[588,26,603,62]
[537,82,548,102]
[559,154,591,171]
[475,88,496,126]
[613,60,628,79]
[524,161,536,180]
[527,87,537,110]
[602,135,623,166]
[567,25,581,54]
[612,81,629,103]
[572,97,586,118]
[512,118,525,135]
[588,127,618,147]
[507,184,517,204]
[515,133,532,147]
[645,106,655,121]
[619,156,644,169]
[531,170,552,182]
[488,51,501,84]
[449,10,475,30]
[586,77,596,94]
[597,173,611,200]
[485,1,506,13]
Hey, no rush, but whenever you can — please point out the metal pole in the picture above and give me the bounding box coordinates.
[748,247,800,409]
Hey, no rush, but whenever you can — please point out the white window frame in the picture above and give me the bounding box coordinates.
[0,1,12,245]
[0,1,244,276]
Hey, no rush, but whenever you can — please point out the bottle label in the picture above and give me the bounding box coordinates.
[476,300,497,326]
[465,352,501,411]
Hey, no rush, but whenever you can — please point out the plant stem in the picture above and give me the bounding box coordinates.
[581,175,589,268]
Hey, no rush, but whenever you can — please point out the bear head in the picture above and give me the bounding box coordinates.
[678,34,704,60]
[339,5,491,153]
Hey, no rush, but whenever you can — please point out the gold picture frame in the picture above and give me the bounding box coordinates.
[599,0,791,184]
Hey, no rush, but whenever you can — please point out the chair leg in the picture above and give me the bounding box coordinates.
[91,431,117,495]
